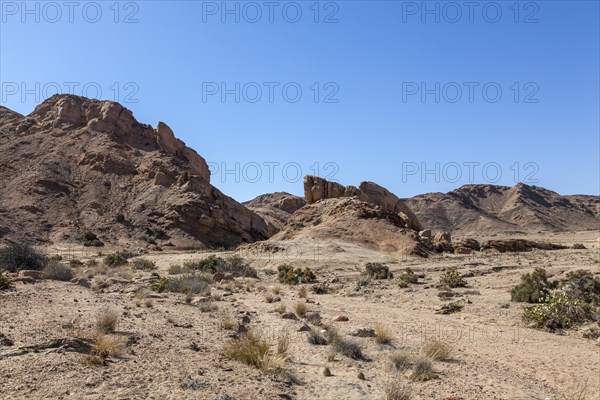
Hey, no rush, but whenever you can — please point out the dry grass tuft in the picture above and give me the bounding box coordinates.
[95,308,119,333]
[298,286,308,298]
[375,323,394,345]
[390,350,412,372]
[421,339,451,361]
[384,379,413,400]
[294,301,309,317]
[223,330,289,374]
[91,334,126,358]
[411,357,436,381]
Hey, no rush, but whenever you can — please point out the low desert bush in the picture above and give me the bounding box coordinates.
[390,350,412,372]
[399,268,418,284]
[333,336,365,360]
[561,270,600,306]
[95,308,119,333]
[364,262,392,279]
[375,323,394,345]
[130,258,157,271]
[523,292,591,331]
[384,379,413,400]
[311,283,331,294]
[103,252,133,267]
[82,232,104,247]
[0,271,12,290]
[223,330,288,374]
[411,357,436,381]
[511,268,553,303]
[0,242,47,272]
[277,264,317,285]
[305,311,322,326]
[184,255,257,278]
[422,339,451,361]
[42,261,74,281]
[168,264,188,275]
[221,314,236,330]
[165,274,212,295]
[134,289,152,308]
[274,304,287,314]
[439,268,467,288]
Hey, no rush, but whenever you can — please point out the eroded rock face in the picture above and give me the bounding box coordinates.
[304,176,423,231]
[0,94,269,248]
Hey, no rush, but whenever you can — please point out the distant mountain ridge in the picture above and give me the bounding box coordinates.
[403,183,599,235]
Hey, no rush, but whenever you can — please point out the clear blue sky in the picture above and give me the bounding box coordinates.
[1,1,598,201]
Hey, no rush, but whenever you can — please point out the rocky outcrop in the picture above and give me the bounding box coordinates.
[0,95,269,248]
[304,176,423,231]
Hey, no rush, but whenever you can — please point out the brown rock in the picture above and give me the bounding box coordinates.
[281,312,298,320]
[332,315,349,322]
[454,246,472,255]
[434,231,452,243]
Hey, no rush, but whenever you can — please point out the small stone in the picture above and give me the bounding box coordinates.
[281,312,298,320]
[298,324,311,332]
[347,327,375,337]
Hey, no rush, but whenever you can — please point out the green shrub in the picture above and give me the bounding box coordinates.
[438,268,467,288]
[399,268,418,284]
[364,262,392,279]
[0,242,47,272]
[277,264,317,285]
[42,261,74,281]
[82,232,104,247]
[511,268,552,303]
[130,258,157,271]
[0,271,12,290]
[103,252,133,267]
[151,276,169,293]
[184,255,257,278]
[165,274,212,295]
[561,270,600,306]
[523,292,591,331]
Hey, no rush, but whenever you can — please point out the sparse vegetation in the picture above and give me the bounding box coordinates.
[390,350,412,372]
[0,271,12,290]
[134,289,152,308]
[130,258,157,271]
[439,268,467,288]
[311,282,331,294]
[95,308,119,333]
[523,292,591,331]
[332,336,365,360]
[91,334,126,358]
[399,268,418,284]
[103,251,132,267]
[411,357,436,381]
[223,330,288,374]
[294,301,309,317]
[305,311,322,326]
[277,264,317,285]
[0,242,47,272]
[298,286,308,298]
[384,379,413,400]
[323,367,332,377]
[41,261,74,281]
[422,339,451,361]
[82,232,104,247]
[364,262,392,279]
[561,270,600,306]
[184,255,257,278]
[511,268,553,303]
[164,274,212,295]
[375,323,393,345]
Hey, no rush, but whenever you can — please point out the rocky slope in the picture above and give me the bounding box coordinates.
[404,183,600,236]
[244,192,306,234]
[0,95,269,249]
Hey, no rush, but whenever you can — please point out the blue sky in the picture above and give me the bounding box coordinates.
[1,0,598,201]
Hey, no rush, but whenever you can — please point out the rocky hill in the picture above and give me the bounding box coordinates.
[269,177,427,256]
[244,192,306,234]
[0,95,269,249]
[404,183,600,236]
